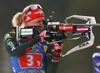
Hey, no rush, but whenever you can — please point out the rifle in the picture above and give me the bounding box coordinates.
[43,15,100,57]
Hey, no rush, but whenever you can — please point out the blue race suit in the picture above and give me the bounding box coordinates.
[11,42,47,73]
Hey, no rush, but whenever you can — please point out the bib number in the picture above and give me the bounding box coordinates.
[18,53,42,68]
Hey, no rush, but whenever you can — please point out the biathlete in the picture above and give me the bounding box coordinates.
[4,4,67,73]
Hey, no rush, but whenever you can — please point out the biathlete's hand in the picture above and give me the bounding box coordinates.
[52,43,63,61]
[39,30,47,42]
[54,43,63,50]
[39,30,53,42]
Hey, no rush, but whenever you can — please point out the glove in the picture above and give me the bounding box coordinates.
[54,43,63,50]
[53,39,63,61]
[39,30,54,42]
[40,30,47,42]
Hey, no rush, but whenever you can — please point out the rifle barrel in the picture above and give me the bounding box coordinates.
[73,24,100,26]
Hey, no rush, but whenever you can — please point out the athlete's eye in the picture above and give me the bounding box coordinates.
[37,21,41,23]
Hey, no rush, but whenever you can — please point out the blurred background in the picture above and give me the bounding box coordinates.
[1,0,100,73]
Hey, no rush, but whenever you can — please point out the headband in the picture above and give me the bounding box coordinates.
[22,4,44,23]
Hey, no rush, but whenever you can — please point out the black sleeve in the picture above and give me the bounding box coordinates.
[45,44,61,73]
[4,32,40,58]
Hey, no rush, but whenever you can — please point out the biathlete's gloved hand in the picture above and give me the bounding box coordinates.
[39,30,47,42]
[53,31,67,61]
[39,30,54,42]
[54,43,63,50]
[53,42,63,59]
[52,43,63,60]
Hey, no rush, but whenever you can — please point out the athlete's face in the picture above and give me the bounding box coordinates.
[25,17,44,30]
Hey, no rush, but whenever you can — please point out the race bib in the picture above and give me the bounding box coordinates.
[18,53,42,68]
